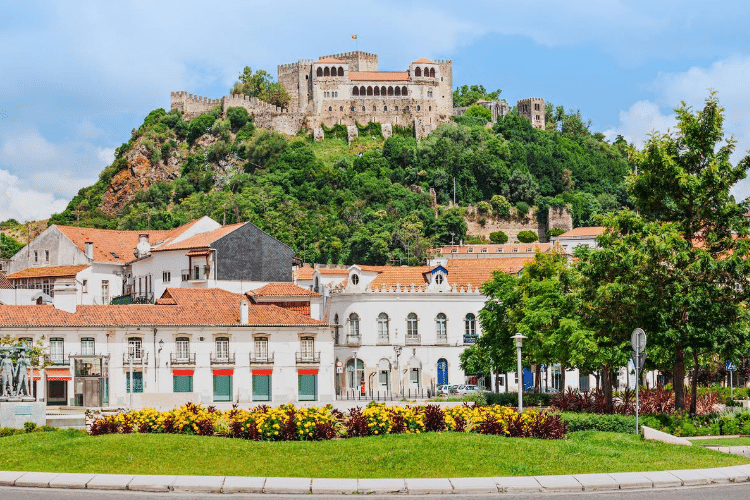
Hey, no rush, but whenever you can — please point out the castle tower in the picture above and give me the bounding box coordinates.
[517,97,545,130]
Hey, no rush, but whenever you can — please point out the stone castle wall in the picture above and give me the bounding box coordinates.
[465,206,573,243]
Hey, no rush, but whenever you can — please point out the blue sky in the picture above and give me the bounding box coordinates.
[2,0,750,221]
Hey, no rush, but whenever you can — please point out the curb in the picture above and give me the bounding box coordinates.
[3,465,750,494]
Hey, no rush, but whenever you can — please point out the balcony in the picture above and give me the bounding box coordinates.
[210,352,236,365]
[182,267,210,282]
[436,335,448,345]
[463,334,479,345]
[295,352,321,364]
[122,351,149,365]
[131,293,154,304]
[249,353,275,365]
[376,336,390,345]
[45,354,70,366]
[345,334,361,346]
[405,334,421,345]
[170,352,196,365]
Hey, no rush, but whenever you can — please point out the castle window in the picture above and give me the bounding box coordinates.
[340,106,343,111]
[324,67,330,77]
[360,86,366,95]
[536,115,540,121]
[427,90,433,97]
[534,103,540,111]
[415,67,421,77]
[362,106,366,111]
[338,67,344,76]
[316,67,322,77]
[384,106,387,111]
[394,106,398,111]
[405,105,409,111]
[423,67,428,76]
[395,86,401,96]
[328,106,332,111]
[429,68,435,77]
[417,105,421,111]
[367,86,373,96]
[374,86,380,96]
[402,86,407,95]
[373,105,377,111]
[351,107,355,111]
[352,87,359,96]
[429,106,432,111]
[381,86,386,95]
[388,86,394,96]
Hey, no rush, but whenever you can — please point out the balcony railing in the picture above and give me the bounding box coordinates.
[463,334,479,345]
[45,354,69,366]
[376,336,390,345]
[123,351,148,365]
[249,353,274,365]
[182,267,210,282]
[295,352,321,364]
[210,352,236,365]
[170,352,196,365]
[405,334,421,345]
[345,334,361,346]
[436,335,448,345]
[132,293,154,304]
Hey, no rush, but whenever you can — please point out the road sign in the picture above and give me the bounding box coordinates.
[631,351,647,373]
[631,328,646,350]
[726,361,737,372]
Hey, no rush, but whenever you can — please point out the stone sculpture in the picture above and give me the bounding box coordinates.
[0,347,34,400]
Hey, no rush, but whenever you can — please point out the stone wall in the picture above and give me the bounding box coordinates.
[465,206,573,243]
[170,92,221,120]
[517,97,545,130]
[547,206,573,232]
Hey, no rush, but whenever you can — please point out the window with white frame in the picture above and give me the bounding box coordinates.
[254,337,268,361]
[377,313,389,342]
[81,338,95,356]
[128,337,142,360]
[215,337,229,361]
[465,313,477,337]
[349,313,360,337]
[101,280,109,304]
[175,337,190,361]
[407,313,418,338]
[300,337,315,360]
[436,313,447,342]
[49,338,64,364]
[162,271,171,283]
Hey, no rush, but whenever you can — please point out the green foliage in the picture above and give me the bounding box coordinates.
[560,413,635,433]
[188,109,220,144]
[546,228,566,239]
[476,201,490,215]
[0,233,24,258]
[0,219,19,228]
[226,107,250,131]
[484,392,555,407]
[24,422,37,433]
[516,230,538,243]
[515,201,530,218]
[206,141,231,163]
[489,231,508,244]
[231,66,292,109]
[491,195,511,218]
[453,85,501,107]
[464,104,493,122]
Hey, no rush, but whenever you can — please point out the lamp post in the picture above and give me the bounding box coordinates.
[511,333,527,413]
[353,350,358,397]
[393,345,402,397]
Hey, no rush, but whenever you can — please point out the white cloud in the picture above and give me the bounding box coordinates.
[603,101,675,148]
[0,169,69,222]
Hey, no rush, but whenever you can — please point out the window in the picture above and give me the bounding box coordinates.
[351,274,359,285]
[81,338,95,356]
[215,337,229,361]
[352,87,359,96]
[361,106,366,112]
[175,337,190,361]
[410,368,420,384]
[126,372,143,393]
[350,106,355,112]
[339,106,343,111]
[513,248,519,253]
[42,279,51,296]
[338,67,344,76]
[415,67,421,77]
[181,270,190,282]
[405,105,409,111]
[82,279,88,293]
[579,373,590,392]
[193,265,200,280]
[316,67,322,77]
[394,106,398,111]
[407,313,418,337]
[427,90,433,98]
[254,337,268,361]
[128,337,142,360]
[468,248,474,253]
[481,248,488,253]
[402,86,408,96]
[328,106,332,112]
[349,313,360,337]
[436,313,447,342]
[333,314,340,344]
[384,106,387,111]
[300,337,314,360]
[465,313,476,337]
[451,248,457,253]
[34,251,38,263]
[377,313,389,342]
[173,374,193,392]
[45,250,49,262]
[101,280,109,304]
[435,274,444,284]
[50,338,64,364]
[162,271,171,283]
[417,105,421,111]
[213,373,232,401]
[298,373,317,401]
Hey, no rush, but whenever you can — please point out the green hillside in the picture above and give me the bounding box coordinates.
[49,104,634,265]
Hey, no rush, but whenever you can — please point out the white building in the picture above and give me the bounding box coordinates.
[551,227,605,254]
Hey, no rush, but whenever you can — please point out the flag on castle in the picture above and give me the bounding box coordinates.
[351,35,357,39]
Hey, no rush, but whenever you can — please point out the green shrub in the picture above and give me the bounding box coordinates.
[206,141,231,163]
[478,216,487,227]
[476,201,491,215]
[485,392,554,407]
[546,228,566,239]
[24,421,37,433]
[0,427,24,437]
[235,121,256,144]
[188,110,219,144]
[517,230,538,243]
[38,425,59,432]
[561,413,635,433]
[489,231,508,244]
[515,201,531,218]
[226,106,250,131]
[491,195,512,218]
[464,104,493,122]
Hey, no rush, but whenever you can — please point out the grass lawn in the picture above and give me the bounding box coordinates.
[692,437,750,446]
[0,430,747,478]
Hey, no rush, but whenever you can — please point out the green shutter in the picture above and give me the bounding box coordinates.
[213,375,232,402]
[126,372,143,393]
[298,374,317,401]
[252,375,271,401]
[173,375,193,393]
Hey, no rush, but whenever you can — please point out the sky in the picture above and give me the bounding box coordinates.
[2,0,750,222]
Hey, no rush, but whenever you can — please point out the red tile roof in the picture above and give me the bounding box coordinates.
[0,288,326,327]
[315,268,349,275]
[349,72,409,82]
[294,265,314,281]
[559,227,605,238]
[153,223,244,252]
[0,272,12,289]
[5,265,90,280]
[413,57,436,64]
[247,282,319,298]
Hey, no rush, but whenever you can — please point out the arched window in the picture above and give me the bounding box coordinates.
[395,86,401,96]
[373,105,377,111]
[401,86,408,95]
[436,313,447,342]
[415,67,421,77]
[388,86,394,96]
[367,86,373,96]
[374,86,380,96]
[349,313,360,337]
[465,313,476,337]
[352,86,359,96]
[338,67,344,76]
[316,67,322,77]
[407,313,418,339]
[405,105,409,111]
[394,106,398,111]
[423,67,429,76]
[429,68,435,77]
[378,358,391,390]
[384,106,387,111]
[351,274,359,285]
[377,313,389,342]
[324,67,330,77]
[328,106,332,111]
[417,105,421,111]
[362,106,366,111]
[350,106,355,111]
[360,86,366,95]
[333,314,340,344]
[340,106,343,112]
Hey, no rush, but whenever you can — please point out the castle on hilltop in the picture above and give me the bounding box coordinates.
[171,51,544,140]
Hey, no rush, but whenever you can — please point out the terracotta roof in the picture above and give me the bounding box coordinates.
[349,71,409,82]
[0,288,326,327]
[153,223,244,252]
[413,57,436,64]
[558,227,605,238]
[0,272,12,289]
[247,282,319,298]
[436,243,553,255]
[5,265,90,280]
[317,57,345,63]
[294,265,314,281]
[315,268,350,275]
[55,225,175,264]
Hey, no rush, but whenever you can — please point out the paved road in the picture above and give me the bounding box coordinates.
[3,483,750,499]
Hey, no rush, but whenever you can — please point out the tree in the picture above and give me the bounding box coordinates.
[453,85,502,107]
[464,104,493,123]
[0,233,23,259]
[489,231,508,244]
[231,66,291,109]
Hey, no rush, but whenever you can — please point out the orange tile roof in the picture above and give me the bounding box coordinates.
[413,57,436,64]
[153,223,245,252]
[5,265,90,280]
[0,272,12,289]
[349,71,409,82]
[0,288,326,327]
[247,282,319,298]
[317,57,345,63]
[294,265,314,281]
[559,227,605,237]
[316,268,349,275]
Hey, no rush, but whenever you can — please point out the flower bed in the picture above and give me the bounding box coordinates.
[89,402,567,440]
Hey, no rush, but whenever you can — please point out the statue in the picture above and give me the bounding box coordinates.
[15,351,31,397]
[0,352,14,397]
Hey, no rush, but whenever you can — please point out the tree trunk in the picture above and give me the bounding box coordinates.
[534,365,542,393]
[603,364,614,413]
[560,362,567,393]
[674,346,686,410]
[494,372,499,393]
[504,372,509,393]
[690,349,699,415]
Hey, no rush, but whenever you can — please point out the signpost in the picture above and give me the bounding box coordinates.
[727,361,737,400]
[631,328,647,434]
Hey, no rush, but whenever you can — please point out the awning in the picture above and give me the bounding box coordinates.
[213,369,233,376]
[173,369,194,376]
[31,369,41,381]
[45,368,71,381]
[186,249,211,257]
[298,369,318,375]
[252,369,273,376]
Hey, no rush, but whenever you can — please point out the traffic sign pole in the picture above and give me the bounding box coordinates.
[631,328,646,435]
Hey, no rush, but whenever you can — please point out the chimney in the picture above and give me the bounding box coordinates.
[240,300,249,325]
[134,234,151,259]
[85,242,93,260]
[53,278,78,314]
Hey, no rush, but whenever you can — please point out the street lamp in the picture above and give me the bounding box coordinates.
[393,345,402,397]
[353,350,358,397]
[511,333,527,413]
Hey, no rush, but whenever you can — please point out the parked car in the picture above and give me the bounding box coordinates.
[436,384,450,396]
[455,384,479,396]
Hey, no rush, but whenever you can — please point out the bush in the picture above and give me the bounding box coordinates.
[491,195,512,218]
[206,141,231,163]
[517,230,538,243]
[464,104,493,122]
[476,201,491,215]
[485,392,554,407]
[24,421,37,433]
[561,413,635,433]
[188,110,219,144]
[515,201,531,218]
[489,231,508,244]
[546,228,566,239]
[0,427,24,437]
[226,107,250,131]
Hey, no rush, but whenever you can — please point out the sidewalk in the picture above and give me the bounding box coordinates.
[3,465,750,494]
